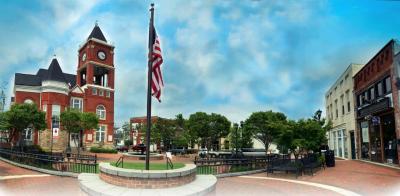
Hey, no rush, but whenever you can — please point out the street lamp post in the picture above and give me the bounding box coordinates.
[233,123,239,157]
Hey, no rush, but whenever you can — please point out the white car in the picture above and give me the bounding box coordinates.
[198,148,208,157]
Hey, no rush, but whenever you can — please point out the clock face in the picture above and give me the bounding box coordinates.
[97,51,106,60]
[82,53,87,62]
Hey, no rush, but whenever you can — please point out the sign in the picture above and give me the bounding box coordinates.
[108,135,113,142]
[361,121,369,143]
[358,98,390,118]
[52,128,59,138]
[372,116,380,126]
[87,134,93,141]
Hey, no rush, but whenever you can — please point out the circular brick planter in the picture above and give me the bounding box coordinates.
[99,162,196,189]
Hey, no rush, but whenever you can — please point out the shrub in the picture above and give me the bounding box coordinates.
[124,139,133,146]
[90,147,117,154]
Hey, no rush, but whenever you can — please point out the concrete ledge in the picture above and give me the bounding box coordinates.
[0,157,78,178]
[99,162,197,178]
[79,173,217,196]
[216,169,266,178]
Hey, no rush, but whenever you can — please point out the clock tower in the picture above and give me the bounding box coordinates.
[75,23,115,147]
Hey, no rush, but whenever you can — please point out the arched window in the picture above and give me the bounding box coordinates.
[96,105,106,120]
[24,99,34,104]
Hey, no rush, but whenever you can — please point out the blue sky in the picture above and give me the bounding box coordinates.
[1,0,400,126]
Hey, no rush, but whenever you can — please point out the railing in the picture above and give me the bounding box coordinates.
[0,148,97,173]
[116,155,124,168]
[194,156,271,175]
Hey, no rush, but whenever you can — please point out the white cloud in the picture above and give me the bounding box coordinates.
[42,0,99,33]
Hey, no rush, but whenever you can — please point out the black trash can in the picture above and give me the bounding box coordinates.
[325,150,335,167]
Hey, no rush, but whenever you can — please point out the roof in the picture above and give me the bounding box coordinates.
[87,24,107,42]
[14,58,76,87]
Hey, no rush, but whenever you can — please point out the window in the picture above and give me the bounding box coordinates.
[23,127,33,141]
[348,102,351,112]
[342,105,345,115]
[24,99,34,104]
[385,77,391,93]
[52,105,61,128]
[70,98,83,112]
[99,90,104,96]
[92,88,97,95]
[364,91,369,102]
[96,105,106,120]
[370,87,375,100]
[377,82,383,96]
[96,125,106,142]
[106,91,111,98]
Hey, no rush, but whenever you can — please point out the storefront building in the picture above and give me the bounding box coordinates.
[325,63,363,159]
[353,39,400,166]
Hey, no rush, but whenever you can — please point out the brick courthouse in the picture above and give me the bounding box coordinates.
[11,24,115,151]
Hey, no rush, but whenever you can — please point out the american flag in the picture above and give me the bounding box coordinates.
[150,27,164,102]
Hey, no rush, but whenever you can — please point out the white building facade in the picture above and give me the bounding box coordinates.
[325,63,363,159]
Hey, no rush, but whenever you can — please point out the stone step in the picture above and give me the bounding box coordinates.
[78,173,217,196]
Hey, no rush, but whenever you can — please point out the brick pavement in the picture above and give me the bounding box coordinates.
[0,160,85,196]
[246,160,400,196]
[1,158,400,196]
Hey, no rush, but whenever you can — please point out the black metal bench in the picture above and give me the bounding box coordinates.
[301,154,323,175]
[267,158,303,178]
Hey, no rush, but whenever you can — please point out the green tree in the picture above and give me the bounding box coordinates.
[208,113,231,150]
[1,103,46,148]
[60,109,98,151]
[244,110,287,152]
[187,112,210,149]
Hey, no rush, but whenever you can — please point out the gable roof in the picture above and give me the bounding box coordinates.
[14,58,76,87]
[87,24,107,42]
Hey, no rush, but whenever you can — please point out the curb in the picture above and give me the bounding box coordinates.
[215,168,266,178]
[356,159,400,171]
[0,157,78,178]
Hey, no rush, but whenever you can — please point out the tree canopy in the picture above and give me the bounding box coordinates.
[0,103,46,144]
[243,110,287,152]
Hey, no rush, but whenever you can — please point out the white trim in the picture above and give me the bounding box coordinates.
[71,85,84,94]
[0,174,50,180]
[78,38,114,51]
[14,85,41,93]
[81,84,114,92]
[239,176,361,196]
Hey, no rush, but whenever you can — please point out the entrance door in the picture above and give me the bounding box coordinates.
[350,131,356,159]
[70,133,79,148]
[370,124,383,163]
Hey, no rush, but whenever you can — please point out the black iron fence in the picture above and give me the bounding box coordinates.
[0,148,97,173]
[194,153,322,175]
[194,156,272,175]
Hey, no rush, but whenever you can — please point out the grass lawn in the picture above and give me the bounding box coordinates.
[110,162,185,170]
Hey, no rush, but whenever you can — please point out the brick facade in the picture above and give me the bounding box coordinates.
[353,40,400,166]
[11,24,115,152]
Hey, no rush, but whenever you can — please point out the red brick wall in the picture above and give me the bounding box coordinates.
[14,91,40,105]
[99,172,196,189]
[354,40,394,94]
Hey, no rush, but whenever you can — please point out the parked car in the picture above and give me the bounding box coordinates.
[116,145,129,152]
[198,147,208,158]
[170,147,186,155]
[132,144,146,154]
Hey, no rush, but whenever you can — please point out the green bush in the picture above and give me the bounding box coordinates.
[124,139,133,146]
[90,147,117,154]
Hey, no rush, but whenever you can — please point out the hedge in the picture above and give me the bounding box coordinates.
[89,147,117,154]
